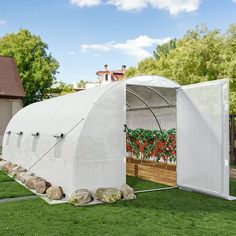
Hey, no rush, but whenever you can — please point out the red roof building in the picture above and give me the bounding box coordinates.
[96,64,126,83]
[0,56,24,98]
[0,56,24,145]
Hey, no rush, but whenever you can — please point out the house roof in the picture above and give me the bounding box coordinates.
[0,56,24,98]
[96,70,124,76]
[112,70,123,74]
[96,70,111,75]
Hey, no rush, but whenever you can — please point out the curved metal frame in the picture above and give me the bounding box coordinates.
[126,102,132,109]
[126,89,162,130]
[144,86,170,105]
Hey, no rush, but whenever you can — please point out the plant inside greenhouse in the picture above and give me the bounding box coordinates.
[126,128,176,165]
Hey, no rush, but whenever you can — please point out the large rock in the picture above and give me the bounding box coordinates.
[10,165,26,178]
[96,188,121,203]
[16,171,33,183]
[120,184,136,200]
[69,189,92,206]
[25,176,43,189]
[35,179,51,194]
[10,165,26,174]
[0,160,7,169]
[46,186,64,200]
[1,162,17,173]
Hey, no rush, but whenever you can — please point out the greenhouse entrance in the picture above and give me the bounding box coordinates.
[126,83,177,187]
[125,76,233,200]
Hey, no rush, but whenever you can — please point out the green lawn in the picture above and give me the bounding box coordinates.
[0,176,236,235]
[0,171,14,182]
[0,171,33,199]
[0,181,34,199]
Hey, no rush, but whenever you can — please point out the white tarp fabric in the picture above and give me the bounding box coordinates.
[126,75,179,130]
[2,75,231,200]
[2,75,179,197]
[177,79,231,199]
[3,82,126,197]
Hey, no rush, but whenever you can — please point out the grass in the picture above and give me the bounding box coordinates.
[0,181,34,199]
[230,178,236,196]
[0,175,236,235]
[0,171,34,199]
[0,171,14,182]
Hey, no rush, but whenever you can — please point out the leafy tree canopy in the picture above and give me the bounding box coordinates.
[0,29,59,106]
[48,81,74,96]
[153,38,177,60]
[125,24,236,113]
[76,80,87,89]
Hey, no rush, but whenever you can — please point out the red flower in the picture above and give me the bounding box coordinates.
[162,155,168,161]
[126,144,132,152]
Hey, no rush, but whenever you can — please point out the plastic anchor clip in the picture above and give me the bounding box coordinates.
[6,131,11,135]
[53,133,65,139]
[124,124,128,133]
[16,131,23,136]
[32,132,40,137]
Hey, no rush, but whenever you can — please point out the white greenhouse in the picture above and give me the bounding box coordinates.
[2,75,233,200]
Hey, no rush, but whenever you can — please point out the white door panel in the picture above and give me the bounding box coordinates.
[177,79,231,199]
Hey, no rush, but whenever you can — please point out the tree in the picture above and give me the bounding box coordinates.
[126,24,236,113]
[76,80,87,89]
[153,38,177,60]
[48,81,74,96]
[0,29,59,106]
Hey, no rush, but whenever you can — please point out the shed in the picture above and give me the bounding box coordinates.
[2,75,233,200]
[0,56,24,145]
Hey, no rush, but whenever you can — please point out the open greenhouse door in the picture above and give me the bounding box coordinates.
[177,79,234,200]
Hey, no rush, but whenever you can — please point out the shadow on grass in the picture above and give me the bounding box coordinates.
[120,176,236,214]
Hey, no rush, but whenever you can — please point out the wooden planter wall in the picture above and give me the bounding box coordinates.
[126,159,176,187]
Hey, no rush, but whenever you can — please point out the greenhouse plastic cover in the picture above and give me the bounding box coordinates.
[2,75,232,200]
[2,75,179,197]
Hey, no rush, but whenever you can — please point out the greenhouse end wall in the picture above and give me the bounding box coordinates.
[72,82,126,193]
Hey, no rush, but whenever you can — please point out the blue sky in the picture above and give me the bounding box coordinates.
[0,0,235,83]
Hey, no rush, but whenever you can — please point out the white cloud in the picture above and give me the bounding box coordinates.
[80,35,171,59]
[0,20,6,25]
[70,0,201,15]
[108,0,201,15]
[70,0,101,7]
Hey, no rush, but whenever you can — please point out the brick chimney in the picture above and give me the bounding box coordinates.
[104,64,108,71]
[122,65,126,74]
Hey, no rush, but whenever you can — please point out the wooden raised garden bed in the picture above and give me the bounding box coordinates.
[126,158,176,187]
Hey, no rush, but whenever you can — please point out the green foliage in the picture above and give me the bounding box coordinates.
[153,38,177,60]
[126,24,236,113]
[126,128,176,163]
[47,81,75,96]
[0,29,59,106]
[76,80,87,89]
[125,66,139,78]
[56,81,74,95]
